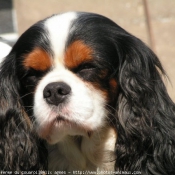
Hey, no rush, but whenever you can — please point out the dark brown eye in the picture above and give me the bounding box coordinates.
[78,63,96,72]
[23,75,38,90]
[22,69,47,90]
[26,75,37,84]
[22,70,42,91]
[74,63,98,81]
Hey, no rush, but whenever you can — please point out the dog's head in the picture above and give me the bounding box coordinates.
[2,12,120,144]
[1,12,175,173]
[33,12,121,143]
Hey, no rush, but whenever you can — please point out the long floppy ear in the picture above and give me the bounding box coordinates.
[0,54,47,172]
[114,35,175,174]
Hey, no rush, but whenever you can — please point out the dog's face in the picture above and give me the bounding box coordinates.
[12,12,118,144]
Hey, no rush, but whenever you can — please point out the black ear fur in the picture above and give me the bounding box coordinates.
[0,55,47,172]
[114,35,175,174]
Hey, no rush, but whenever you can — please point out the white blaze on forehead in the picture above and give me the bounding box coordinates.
[44,12,77,65]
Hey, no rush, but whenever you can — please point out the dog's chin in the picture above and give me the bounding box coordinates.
[37,115,92,145]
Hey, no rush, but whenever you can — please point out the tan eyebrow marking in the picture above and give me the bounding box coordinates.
[23,48,52,71]
[64,40,93,69]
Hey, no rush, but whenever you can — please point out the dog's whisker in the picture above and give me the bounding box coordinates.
[20,92,34,99]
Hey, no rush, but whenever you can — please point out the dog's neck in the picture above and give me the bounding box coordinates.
[48,127,116,174]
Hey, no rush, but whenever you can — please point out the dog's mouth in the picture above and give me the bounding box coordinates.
[56,115,67,122]
[38,114,92,144]
[55,115,77,126]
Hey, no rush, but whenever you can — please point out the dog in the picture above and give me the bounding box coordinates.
[0,11,175,174]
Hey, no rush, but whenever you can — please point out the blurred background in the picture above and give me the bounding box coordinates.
[0,0,175,101]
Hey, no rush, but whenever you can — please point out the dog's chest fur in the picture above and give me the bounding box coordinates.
[48,127,116,174]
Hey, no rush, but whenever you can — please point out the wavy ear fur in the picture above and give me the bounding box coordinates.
[0,55,47,172]
[114,35,175,174]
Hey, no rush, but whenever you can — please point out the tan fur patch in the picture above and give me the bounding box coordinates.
[109,78,118,92]
[65,40,93,69]
[23,48,52,71]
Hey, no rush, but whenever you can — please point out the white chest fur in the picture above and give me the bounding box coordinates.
[48,127,116,175]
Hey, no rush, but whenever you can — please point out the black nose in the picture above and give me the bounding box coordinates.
[43,82,71,106]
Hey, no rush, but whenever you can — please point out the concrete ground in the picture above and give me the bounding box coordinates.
[13,0,175,101]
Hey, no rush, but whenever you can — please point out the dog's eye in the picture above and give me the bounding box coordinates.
[23,69,45,86]
[78,63,96,72]
[22,69,42,91]
[75,63,97,80]
[23,75,38,90]
[25,75,37,84]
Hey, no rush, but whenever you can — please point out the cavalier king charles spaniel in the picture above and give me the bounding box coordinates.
[0,12,175,174]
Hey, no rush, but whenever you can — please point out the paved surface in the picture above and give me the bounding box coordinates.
[0,0,14,34]
[12,0,175,101]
